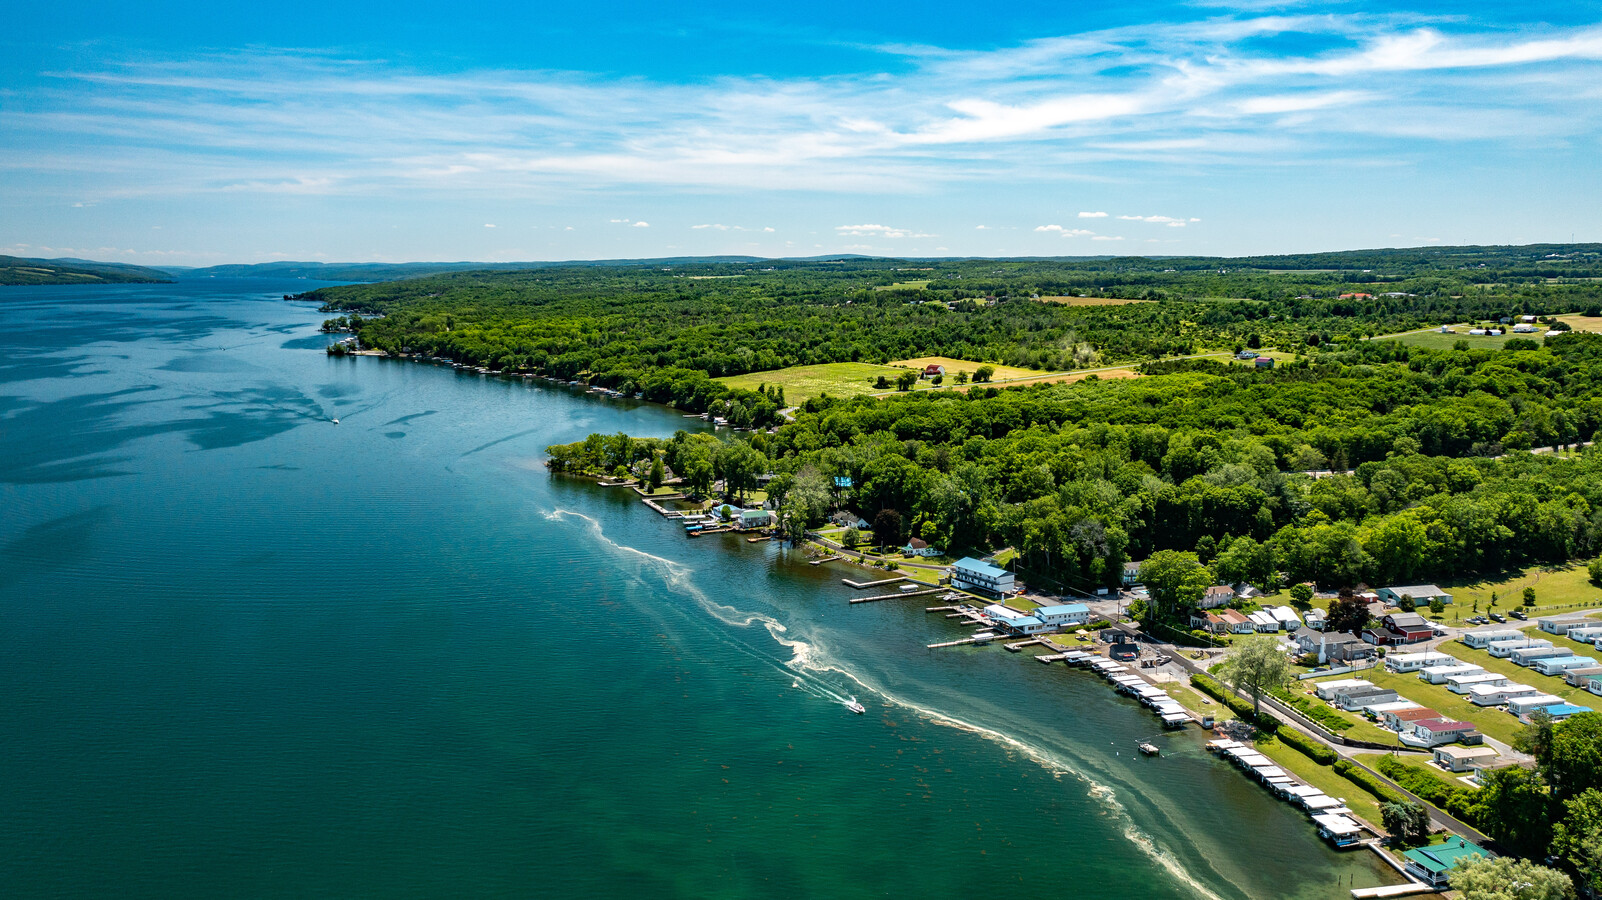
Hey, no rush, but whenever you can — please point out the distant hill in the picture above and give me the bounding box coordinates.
[178,257,775,283]
[0,255,175,286]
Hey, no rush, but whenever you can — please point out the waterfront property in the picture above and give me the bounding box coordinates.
[1032,603,1091,628]
[951,558,1015,598]
[1401,840,1486,887]
[982,604,1049,636]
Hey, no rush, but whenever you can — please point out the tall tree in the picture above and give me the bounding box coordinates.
[1217,635,1291,719]
[1554,789,1602,895]
[1448,856,1575,900]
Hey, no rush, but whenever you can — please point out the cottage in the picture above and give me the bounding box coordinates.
[1433,745,1500,773]
[1540,615,1597,636]
[1200,584,1235,609]
[1535,655,1598,676]
[1469,683,1541,706]
[1448,673,1510,694]
[1378,584,1453,607]
[1402,840,1486,888]
[1511,645,1573,667]
[1419,663,1484,684]
[922,364,945,378]
[830,512,869,529]
[1304,608,1327,630]
[1488,637,1550,658]
[1295,628,1371,663]
[1248,610,1280,632]
[1401,718,1478,748]
[1386,650,1456,673]
[1192,610,1226,633]
[1122,560,1143,586]
[983,604,1048,636]
[1034,603,1091,628]
[1270,606,1302,630]
[1253,356,1275,369]
[952,558,1015,598]
[902,537,940,557]
[737,508,773,529]
[1461,629,1522,649]
[1219,609,1254,634]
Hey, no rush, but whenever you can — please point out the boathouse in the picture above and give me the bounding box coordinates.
[952,558,1015,598]
[1402,840,1485,888]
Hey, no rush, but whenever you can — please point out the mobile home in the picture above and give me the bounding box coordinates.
[1535,656,1598,676]
[1461,629,1521,649]
[1448,673,1509,694]
[1488,637,1550,658]
[1506,694,1566,718]
[1420,664,1484,684]
[1386,651,1457,674]
[1539,615,1596,636]
[1511,646,1574,667]
[1469,683,1540,706]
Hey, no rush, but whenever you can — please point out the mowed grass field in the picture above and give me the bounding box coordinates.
[1389,328,1528,351]
[1035,296,1149,306]
[1556,314,1602,333]
[887,356,1042,381]
[716,362,906,403]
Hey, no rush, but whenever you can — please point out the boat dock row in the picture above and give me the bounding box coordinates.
[1085,658,1196,728]
[850,587,942,605]
[1207,738,1374,850]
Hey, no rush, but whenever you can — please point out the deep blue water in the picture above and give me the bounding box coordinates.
[0,280,1394,898]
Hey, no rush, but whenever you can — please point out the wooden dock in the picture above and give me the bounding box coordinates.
[688,526,734,537]
[849,588,942,605]
[640,497,684,518]
[928,632,998,649]
[1005,638,1051,652]
[809,555,843,566]
[745,535,770,543]
[842,575,909,589]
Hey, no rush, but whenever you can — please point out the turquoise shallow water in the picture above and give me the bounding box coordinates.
[0,281,1395,899]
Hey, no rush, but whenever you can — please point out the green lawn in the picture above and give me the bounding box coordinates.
[1251,737,1385,829]
[1436,563,1602,619]
[1389,328,1529,351]
[715,361,909,403]
[1333,662,1574,747]
[1446,642,1597,707]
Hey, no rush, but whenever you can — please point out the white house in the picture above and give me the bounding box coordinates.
[1469,683,1540,706]
[1591,674,1602,696]
[1270,606,1303,630]
[1401,718,1478,748]
[1511,646,1573,667]
[1386,651,1457,674]
[1507,694,1566,718]
[1447,673,1509,694]
[953,558,1015,598]
[1304,608,1327,630]
[1539,615,1595,635]
[1421,664,1484,684]
[1248,610,1280,632]
[1199,584,1235,609]
[1313,678,1372,701]
[1488,637,1550,658]
[1461,629,1521,649]
[1333,684,1399,711]
[1568,626,1602,644]
[1034,603,1092,628]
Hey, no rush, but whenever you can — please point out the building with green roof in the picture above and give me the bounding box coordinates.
[1401,838,1487,887]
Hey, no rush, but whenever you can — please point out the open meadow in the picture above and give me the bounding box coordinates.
[1388,327,1526,351]
[715,361,906,402]
[887,356,1042,381]
[1034,296,1149,306]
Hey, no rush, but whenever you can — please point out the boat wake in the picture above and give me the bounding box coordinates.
[546,506,1230,900]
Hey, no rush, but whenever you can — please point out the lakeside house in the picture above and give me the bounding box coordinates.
[1402,840,1486,888]
[1034,603,1092,628]
[952,558,1015,598]
[1123,560,1142,587]
[1433,745,1499,773]
[1377,584,1453,606]
[902,537,940,557]
[982,604,1049,636]
[1219,609,1254,634]
[1192,610,1226,633]
[737,508,773,529]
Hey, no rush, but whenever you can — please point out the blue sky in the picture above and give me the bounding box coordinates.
[3,1,1600,264]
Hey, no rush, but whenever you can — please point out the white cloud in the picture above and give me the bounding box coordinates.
[834,223,933,238]
[975,224,989,229]
[1035,224,1066,232]
[1091,235,1125,241]
[632,221,650,228]
[693,223,731,230]
[1035,224,1094,236]
[1078,211,1108,218]
[1118,214,1192,227]
[483,223,496,228]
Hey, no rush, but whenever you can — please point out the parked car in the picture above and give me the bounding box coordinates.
[1490,613,1506,623]
[1510,610,1528,620]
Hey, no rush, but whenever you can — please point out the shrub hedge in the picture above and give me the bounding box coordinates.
[1278,727,1340,765]
[1191,673,1276,732]
[1374,755,1483,825]
[1333,759,1408,805]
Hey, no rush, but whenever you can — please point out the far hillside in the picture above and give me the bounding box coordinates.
[0,255,174,286]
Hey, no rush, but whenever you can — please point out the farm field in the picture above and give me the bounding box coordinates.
[873,280,931,291]
[715,361,906,402]
[1034,295,1149,306]
[887,356,1042,381]
[1436,563,1602,620]
[1556,314,1602,333]
[1389,327,1526,351]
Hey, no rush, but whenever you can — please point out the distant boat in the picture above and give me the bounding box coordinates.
[1138,742,1159,756]
[331,419,339,425]
[845,697,866,714]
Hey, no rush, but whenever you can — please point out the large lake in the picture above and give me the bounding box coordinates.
[0,280,1394,898]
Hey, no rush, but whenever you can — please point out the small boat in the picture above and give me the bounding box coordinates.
[1138,742,1160,756]
[331,419,339,425]
[845,697,866,714]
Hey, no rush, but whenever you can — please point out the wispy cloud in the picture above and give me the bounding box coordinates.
[835,223,934,238]
[3,16,1600,206]
[1078,211,1108,218]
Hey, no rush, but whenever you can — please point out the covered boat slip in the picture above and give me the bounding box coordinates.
[1208,738,1370,849]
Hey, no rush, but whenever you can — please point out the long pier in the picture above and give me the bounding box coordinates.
[640,497,683,518]
[928,631,998,649]
[842,575,910,589]
[1005,638,1051,652]
[849,588,942,604]
[809,555,843,566]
